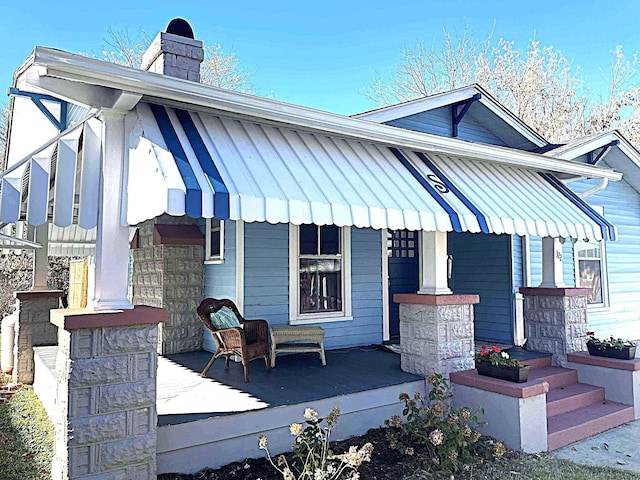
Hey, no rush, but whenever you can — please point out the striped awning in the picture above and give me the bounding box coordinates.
[127,102,615,241]
[0,117,102,230]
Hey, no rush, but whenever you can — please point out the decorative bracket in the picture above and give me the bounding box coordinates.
[586,140,620,165]
[8,87,68,132]
[451,93,481,137]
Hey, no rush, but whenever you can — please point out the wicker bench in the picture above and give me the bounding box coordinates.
[270,326,326,368]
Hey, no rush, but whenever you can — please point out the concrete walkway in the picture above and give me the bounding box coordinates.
[551,419,640,474]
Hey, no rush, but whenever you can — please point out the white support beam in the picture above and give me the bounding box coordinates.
[89,110,133,311]
[31,224,49,291]
[540,237,565,288]
[418,230,452,295]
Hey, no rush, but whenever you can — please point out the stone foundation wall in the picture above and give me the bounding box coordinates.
[521,288,590,367]
[132,217,204,355]
[13,291,64,383]
[397,294,478,376]
[50,307,165,480]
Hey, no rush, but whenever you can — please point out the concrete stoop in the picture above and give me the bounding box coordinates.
[529,356,634,451]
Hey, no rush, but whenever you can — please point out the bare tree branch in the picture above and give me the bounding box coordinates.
[94,26,256,93]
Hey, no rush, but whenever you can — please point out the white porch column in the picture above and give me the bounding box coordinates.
[540,237,565,288]
[89,110,132,311]
[31,223,49,291]
[418,230,452,295]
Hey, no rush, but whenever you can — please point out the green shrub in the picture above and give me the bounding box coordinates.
[385,373,499,475]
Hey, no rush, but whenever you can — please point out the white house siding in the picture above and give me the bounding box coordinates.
[203,220,237,352]
[236,223,383,350]
[569,174,640,340]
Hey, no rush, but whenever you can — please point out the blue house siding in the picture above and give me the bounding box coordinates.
[387,107,508,146]
[512,236,524,290]
[203,220,237,352]
[243,222,290,326]
[527,238,575,288]
[569,173,640,340]
[448,232,514,344]
[240,223,384,350]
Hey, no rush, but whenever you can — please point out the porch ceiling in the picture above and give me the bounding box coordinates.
[129,102,614,241]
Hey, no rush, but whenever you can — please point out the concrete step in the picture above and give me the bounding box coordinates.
[546,382,605,417]
[547,401,634,451]
[529,366,578,389]
[519,355,552,370]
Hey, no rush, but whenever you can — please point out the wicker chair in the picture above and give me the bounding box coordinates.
[197,298,271,381]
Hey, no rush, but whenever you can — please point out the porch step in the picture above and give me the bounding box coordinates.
[546,382,604,417]
[547,401,634,450]
[529,366,578,389]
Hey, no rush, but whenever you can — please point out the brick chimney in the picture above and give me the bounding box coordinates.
[141,18,204,82]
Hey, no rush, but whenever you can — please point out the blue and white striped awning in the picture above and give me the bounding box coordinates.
[127,103,615,241]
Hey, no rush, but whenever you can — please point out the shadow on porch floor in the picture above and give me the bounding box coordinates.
[157,346,422,426]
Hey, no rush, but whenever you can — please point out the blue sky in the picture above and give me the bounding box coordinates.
[1,0,638,115]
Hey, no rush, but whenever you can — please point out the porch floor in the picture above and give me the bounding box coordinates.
[157,345,421,426]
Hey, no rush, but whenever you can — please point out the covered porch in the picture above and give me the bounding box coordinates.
[33,345,424,474]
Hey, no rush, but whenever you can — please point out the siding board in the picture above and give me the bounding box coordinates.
[203,220,237,351]
[240,223,384,349]
[449,232,514,343]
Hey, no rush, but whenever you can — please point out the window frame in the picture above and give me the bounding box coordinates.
[289,224,352,325]
[573,206,609,309]
[205,218,225,264]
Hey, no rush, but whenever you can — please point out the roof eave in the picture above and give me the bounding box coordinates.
[18,47,622,181]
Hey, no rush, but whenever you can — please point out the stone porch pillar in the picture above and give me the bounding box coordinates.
[520,287,591,367]
[132,218,205,355]
[50,306,166,480]
[13,290,64,383]
[395,293,479,376]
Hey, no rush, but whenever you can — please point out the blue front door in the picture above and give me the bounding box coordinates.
[388,230,420,339]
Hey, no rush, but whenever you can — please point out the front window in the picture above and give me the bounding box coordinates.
[574,205,608,307]
[290,224,351,324]
[575,239,606,306]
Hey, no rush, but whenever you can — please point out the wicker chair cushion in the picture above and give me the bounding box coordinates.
[210,307,241,329]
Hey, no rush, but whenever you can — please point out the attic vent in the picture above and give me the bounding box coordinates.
[166,18,194,39]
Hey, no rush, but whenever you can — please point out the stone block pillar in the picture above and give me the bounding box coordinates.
[395,293,479,376]
[50,306,166,480]
[13,290,64,384]
[520,287,591,367]
[132,217,204,354]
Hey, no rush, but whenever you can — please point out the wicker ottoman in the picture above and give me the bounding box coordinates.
[270,326,326,368]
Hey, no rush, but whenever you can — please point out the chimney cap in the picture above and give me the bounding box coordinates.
[165,18,195,39]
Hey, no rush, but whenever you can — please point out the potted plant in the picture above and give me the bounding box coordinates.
[474,346,530,383]
[586,332,637,360]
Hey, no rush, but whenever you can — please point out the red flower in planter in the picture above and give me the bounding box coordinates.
[491,346,501,353]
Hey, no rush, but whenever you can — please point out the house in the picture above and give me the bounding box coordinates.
[2,18,639,479]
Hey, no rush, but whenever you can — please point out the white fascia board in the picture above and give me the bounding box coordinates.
[22,47,622,181]
[476,97,547,148]
[353,87,478,121]
[550,133,617,160]
[355,84,547,148]
[550,131,640,169]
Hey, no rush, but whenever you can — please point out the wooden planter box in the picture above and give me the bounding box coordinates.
[476,362,530,383]
[587,343,636,360]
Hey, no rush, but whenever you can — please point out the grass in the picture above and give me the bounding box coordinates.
[0,386,54,480]
[439,454,640,480]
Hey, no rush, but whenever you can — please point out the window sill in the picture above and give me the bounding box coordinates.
[204,258,225,265]
[290,315,353,326]
[587,304,610,313]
